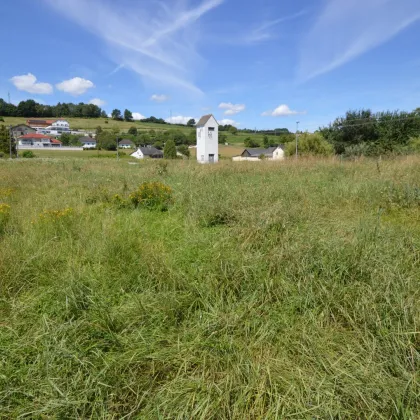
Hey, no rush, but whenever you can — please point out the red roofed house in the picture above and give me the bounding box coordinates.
[18,133,53,147]
[26,119,56,128]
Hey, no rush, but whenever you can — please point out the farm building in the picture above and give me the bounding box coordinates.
[130,146,163,159]
[196,114,218,164]
[79,137,96,149]
[232,146,285,161]
[119,139,135,149]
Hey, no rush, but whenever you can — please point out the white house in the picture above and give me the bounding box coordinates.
[119,139,135,149]
[79,137,97,149]
[232,146,285,162]
[39,119,71,135]
[18,133,52,147]
[196,114,219,164]
[130,146,163,159]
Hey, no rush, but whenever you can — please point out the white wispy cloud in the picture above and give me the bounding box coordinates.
[43,0,224,94]
[133,112,146,120]
[150,94,169,102]
[298,0,420,81]
[262,104,305,117]
[10,73,53,94]
[219,118,240,126]
[56,77,95,95]
[219,102,245,115]
[245,10,307,43]
[89,98,106,106]
[166,116,195,125]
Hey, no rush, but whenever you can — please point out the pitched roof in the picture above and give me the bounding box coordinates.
[119,139,134,145]
[79,137,96,143]
[11,124,35,130]
[139,146,163,156]
[26,119,56,124]
[242,146,279,157]
[196,114,218,126]
[19,133,51,139]
[50,139,62,144]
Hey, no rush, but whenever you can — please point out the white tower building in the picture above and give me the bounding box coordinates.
[196,114,219,163]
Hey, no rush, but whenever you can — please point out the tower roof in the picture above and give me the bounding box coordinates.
[196,114,218,126]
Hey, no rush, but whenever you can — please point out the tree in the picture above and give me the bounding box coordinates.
[153,140,164,150]
[187,119,196,127]
[139,133,152,146]
[228,126,238,135]
[111,109,122,120]
[163,139,177,159]
[177,144,190,158]
[100,110,108,118]
[0,125,14,156]
[187,131,196,146]
[285,133,333,157]
[219,134,227,144]
[96,126,103,136]
[244,137,260,148]
[263,135,270,148]
[124,109,133,122]
[128,126,138,136]
[97,131,117,151]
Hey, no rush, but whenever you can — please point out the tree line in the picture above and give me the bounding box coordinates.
[0,98,107,119]
[319,108,420,156]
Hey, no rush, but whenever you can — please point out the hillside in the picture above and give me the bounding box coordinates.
[0,157,419,418]
[1,116,287,146]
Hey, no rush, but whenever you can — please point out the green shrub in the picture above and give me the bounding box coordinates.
[22,150,36,158]
[129,181,173,211]
[0,116,4,122]
[286,132,333,157]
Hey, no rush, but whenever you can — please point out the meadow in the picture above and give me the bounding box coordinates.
[0,156,419,418]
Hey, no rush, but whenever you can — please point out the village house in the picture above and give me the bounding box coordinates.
[79,137,96,149]
[118,139,135,149]
[130,146,163,159]
[17,133,61,147]
[10,124,36,139]
[232,145,285,161]
[196,114,219,163]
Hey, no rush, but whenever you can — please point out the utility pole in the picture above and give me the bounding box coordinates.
[295,121,299,159]
[116,137,119,161]
[8,92,11,104]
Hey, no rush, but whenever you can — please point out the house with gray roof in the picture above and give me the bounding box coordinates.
[130,146,163,159]
[119,139,135,149]
[233,145,285,161]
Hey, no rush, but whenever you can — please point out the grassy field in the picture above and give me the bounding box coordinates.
[0,157,419,418]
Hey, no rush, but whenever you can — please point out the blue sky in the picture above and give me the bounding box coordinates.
[1,0,420,131]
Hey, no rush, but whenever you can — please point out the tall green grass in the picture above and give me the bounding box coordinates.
[0,157,419,418]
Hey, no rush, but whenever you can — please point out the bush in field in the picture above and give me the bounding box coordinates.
[22,150,36,158]
[163,139,177,159]
[129,181,173,211]
[0,116,4,122]
[286,132,333,157]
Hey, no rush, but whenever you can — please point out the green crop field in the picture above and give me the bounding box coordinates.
[1,157,419,418]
